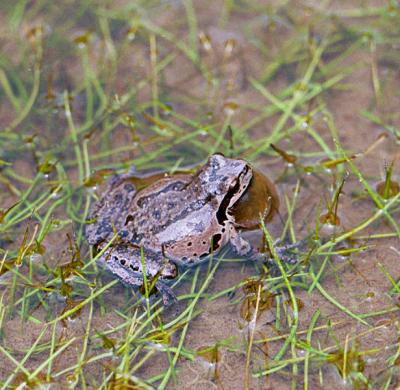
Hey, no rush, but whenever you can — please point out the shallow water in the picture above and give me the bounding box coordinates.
[0,0,399,389]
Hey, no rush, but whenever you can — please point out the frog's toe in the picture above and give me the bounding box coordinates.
[155,281,177,306]
[274,238,302,252]
[274,243,300,265]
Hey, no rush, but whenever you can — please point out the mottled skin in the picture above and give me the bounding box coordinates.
[86,154,258,304]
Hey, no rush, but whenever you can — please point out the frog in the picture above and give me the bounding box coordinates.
[85,153,279,304]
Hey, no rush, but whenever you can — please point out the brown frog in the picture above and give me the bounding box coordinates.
[85,154,279,304]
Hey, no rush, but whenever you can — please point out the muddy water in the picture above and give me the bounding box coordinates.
[0,0,399,389]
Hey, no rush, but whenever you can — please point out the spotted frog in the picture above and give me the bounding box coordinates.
[85,154,279,304]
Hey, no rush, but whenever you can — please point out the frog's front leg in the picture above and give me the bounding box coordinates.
[228,226,254,257]
[229,226,301,265]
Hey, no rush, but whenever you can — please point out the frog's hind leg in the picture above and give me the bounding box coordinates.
[100,252,177,305]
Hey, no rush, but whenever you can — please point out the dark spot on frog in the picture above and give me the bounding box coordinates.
[137,197,148,208]
[93,223,112,242]
[119,258,126,266]
[212,233,222,250]
[118,230,129,239]
[187,242,192,246]
[125,215,134,225]
[129,263,139,271]
[130,232,144,243]
[96,224,107,236]
[114,193,123,202]
[193,221,205,232]
[211,159,220,170]
[111,256,119,264]
[204,193,214,204]
[152,209,161,219]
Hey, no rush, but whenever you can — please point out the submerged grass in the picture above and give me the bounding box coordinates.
[0,0,400,388]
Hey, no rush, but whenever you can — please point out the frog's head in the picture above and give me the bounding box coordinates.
[200,153,253,206]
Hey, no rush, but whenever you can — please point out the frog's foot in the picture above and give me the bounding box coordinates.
[101,257,177,305]
[154,280,177,306]
[272,240,302,265]
[245,239,302,265]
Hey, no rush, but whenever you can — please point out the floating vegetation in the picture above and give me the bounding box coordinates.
[319,176,346,227]
[376,162,399,200]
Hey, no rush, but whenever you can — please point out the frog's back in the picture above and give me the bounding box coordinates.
[125,174,198,239]
[85,176,137,245]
